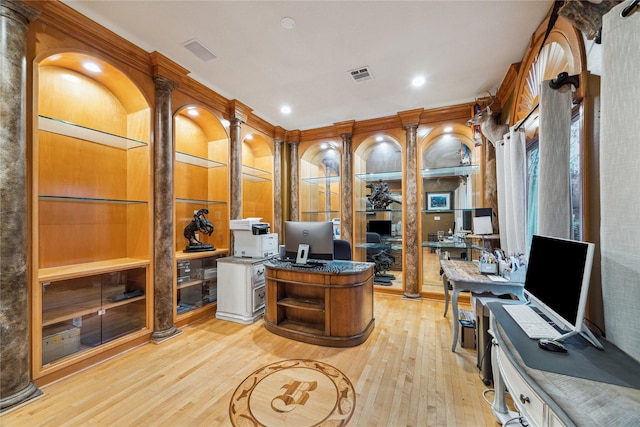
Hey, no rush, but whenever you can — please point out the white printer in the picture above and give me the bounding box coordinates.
[230,218,278,258]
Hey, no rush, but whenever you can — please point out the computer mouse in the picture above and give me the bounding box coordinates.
[538,338,568,353]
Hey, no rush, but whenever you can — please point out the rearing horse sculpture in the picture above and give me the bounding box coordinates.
[184,208,214,249]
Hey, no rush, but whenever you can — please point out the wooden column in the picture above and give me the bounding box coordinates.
[272,136,284,239]
[340,132,353,245]
[151,75,179,342]
[0,0,42,411]
[229,117,243,221]
[399,109,423,299]
[288,140,300,221]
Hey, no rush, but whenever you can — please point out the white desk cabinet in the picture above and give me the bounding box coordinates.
[489,302,640,427]
[216,257,267,324]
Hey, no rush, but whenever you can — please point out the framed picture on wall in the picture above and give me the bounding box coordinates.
[426,192,452,211]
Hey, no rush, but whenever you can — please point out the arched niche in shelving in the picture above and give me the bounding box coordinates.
[241,131,274,228]
[353,135,404,286]
[299,142,342,223]
[35,51,152,267]
[174,105,230,250]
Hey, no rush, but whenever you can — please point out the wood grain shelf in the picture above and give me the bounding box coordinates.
[39,258,149,282]
[177,279,203,290]
[277,297,325,312]
[42,296,145,327]
[278,320,325,336]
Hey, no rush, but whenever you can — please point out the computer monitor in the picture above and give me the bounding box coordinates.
[524,234,602,349]
[367,220,392,237]
[284,221,334,261]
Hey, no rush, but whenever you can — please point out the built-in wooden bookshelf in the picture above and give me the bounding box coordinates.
[173,107,230,322]
[32,53,152,380]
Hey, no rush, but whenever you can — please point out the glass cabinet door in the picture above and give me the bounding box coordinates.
[41,267,146,366]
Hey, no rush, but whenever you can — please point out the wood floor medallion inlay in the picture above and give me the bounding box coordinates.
[229,359,355,426]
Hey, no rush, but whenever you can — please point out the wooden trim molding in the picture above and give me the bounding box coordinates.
[496,62,521,106]
[419,103,474,125]
[228,99,252,123]
[334,120,356,136]
[150,51,189,84]
[397,108,424,128]
[26,0,152,76]
[246,113,276,138]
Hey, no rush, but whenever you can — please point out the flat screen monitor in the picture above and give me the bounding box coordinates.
[284,221,334,261]
[524,234,602,348]
[367,220,392,237]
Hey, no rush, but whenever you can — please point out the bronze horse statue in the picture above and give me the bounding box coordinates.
[366,180,402,210]
[184,208,214,249]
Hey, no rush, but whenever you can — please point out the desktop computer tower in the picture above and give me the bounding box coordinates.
[475,296,494,385]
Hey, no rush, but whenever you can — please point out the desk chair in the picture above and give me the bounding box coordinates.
[333,239,352,260]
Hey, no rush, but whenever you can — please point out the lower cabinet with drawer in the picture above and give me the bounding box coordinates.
[216,256,268,324]
[491,337,558,427]
[489,301,640,427]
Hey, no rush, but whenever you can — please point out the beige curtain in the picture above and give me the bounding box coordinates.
[537,82,572,239]
[495,128,527,256]
[600,2,640,362]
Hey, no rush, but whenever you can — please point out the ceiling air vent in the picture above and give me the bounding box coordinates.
[349,66,374,84]
[182,39,217,62]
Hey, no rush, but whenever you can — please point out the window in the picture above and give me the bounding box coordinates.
[526,138,539,245]
[569,112,583,241]
[525,109,584,243]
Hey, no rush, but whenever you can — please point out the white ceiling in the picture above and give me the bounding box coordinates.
[62,0,552,131]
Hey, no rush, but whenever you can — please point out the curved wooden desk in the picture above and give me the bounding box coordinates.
[264,260,375,347]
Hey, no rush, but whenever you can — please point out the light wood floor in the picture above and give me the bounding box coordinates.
[2,294,500,426]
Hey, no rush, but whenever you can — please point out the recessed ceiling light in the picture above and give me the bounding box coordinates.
[187,107,199,117]
[443,126,453,133]
[245,134,253,140]
[83,61,102,73]
[412,76,426,87]
[280,105,291,115]
[376,136,384,142]
[281,16,296,30]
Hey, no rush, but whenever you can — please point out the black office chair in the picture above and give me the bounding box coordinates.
[333,239,352,260]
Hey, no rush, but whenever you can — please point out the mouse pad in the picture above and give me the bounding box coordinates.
[489,302,640,390]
